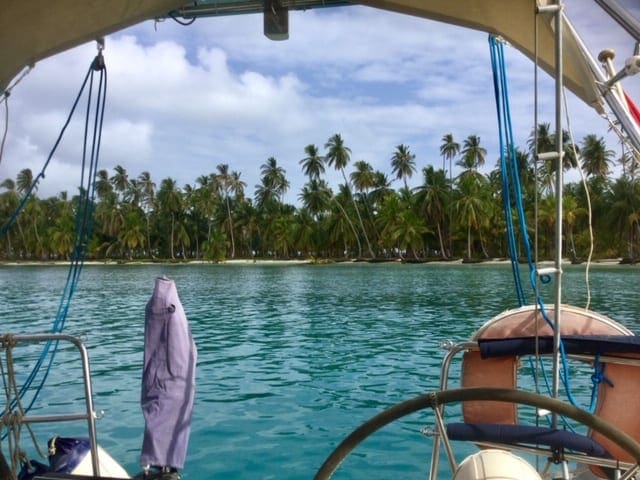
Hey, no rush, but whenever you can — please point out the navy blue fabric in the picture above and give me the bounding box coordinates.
[48,437,90,473]
[446,423,609,457]
[18,437,91,480]
[18,460,49,480]
[478,335,640,359]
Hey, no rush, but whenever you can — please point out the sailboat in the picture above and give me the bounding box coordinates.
[1,1,640,479]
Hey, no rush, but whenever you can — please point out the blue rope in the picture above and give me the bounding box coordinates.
[488,35,601,414]
[489,36,526,306]
[3,52,107,416]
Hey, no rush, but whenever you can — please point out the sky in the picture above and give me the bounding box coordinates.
[1,1,639,205]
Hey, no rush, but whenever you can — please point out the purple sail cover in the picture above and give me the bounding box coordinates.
[140,276,197,469]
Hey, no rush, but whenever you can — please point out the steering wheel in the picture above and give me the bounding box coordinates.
[314,387,640,479]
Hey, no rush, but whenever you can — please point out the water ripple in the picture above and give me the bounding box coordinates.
[0,263,638,478]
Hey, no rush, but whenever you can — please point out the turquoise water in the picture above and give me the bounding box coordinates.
[1,263,639,479]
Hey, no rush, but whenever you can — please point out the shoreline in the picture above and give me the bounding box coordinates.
[0,258,631,266]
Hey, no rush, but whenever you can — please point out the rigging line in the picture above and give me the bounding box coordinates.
[0,65,93,239]
[489,36,525,305]
[9,54,106,416]
[562,87,594,309]
[21,64,106,416]
[489,34,589,413]
[497,37,538,301]
[528,8,598,414]
[533,4,542,400]
[0,93,7,168]
[6,63,95,405]
[601,109,640,171]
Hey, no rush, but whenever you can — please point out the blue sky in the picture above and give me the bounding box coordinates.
[1,1,639,203]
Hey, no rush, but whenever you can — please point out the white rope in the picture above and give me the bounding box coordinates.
[562,88,594,310]
[1,336,47,477]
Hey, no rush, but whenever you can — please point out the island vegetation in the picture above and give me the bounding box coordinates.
[0,124,637,264]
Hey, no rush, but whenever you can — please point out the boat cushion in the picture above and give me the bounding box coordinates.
[446,422,610,457]
[478,335,640,358]
[461,351,518,424]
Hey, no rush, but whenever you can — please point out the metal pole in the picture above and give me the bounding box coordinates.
[552,0,564,429]
[563,16,640,153]
[594,0,640,42]
[537,0,564,428]
[12,333,101,477]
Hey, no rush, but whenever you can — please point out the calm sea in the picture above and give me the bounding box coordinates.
[1,262,639,479]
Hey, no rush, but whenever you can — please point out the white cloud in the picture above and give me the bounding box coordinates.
[1,3,638,201]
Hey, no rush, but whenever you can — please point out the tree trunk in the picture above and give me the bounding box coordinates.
[436,222,448,259]
[342,169,375,258]
[226,197,235,259]
[170,213,175,260]
[334,198,361,258]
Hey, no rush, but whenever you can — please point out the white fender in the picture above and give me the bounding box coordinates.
[452,449,542,480]
[72,444,130,478]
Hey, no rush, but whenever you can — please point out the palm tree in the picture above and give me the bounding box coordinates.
[580,134,615,178]
[350,160,379,243]
[94,191,123,257]
[298,180,330,259]
[563,193,584,260]
[607,176,639,259]
[440,133,460,256]
[48,194,74,260]
[350,160,375,195]
[390,144,416,190]
[299,144,325,180]
[528,122,555,155]
[389,209,429,260]
[216,164,235,258]
[23,195,44,259]
[194,173,220,250]
[455,172,489,259]
[367,171,392,208]
[459,135,487,172]
[440,133,460,175]
[138,171,156,258]
[15,168,39,257]
[0,178,18,257]
[156,177,183,260]
[111,165,130,200]
[234,199,258,258]
[376,191,404,258]
[3,174,29,254]
[118,208,146,259]
[324,133,374,258]
[414,165,450,258]
[528,123,578,193]
[299,178,332,219]
[16,168,34,196]
[260,157,289,203]
[95,169,113,200]
[293,208,317,258]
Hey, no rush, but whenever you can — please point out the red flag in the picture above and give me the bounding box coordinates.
[624,91,640,127]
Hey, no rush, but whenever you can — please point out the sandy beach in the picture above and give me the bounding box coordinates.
[0,257,630,267]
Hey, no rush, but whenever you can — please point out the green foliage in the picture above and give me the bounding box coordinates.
[0,128,637,262]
